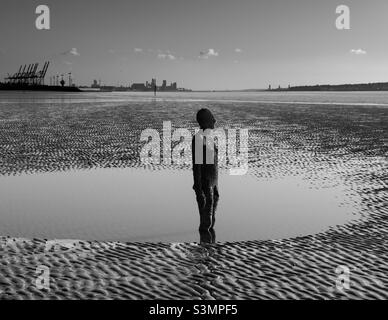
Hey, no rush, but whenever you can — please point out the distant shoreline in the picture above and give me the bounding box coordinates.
[2,83,388,93]
[196,82,388,92]
[0,83,81,92]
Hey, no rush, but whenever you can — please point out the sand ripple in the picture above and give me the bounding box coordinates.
[0,97,387,299]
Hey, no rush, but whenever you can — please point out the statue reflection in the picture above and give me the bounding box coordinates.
[199,228,216,244]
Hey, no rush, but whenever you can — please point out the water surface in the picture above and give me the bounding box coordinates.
[0,168,361,242]
[0,91,386,243]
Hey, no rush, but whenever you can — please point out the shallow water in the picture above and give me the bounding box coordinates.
[0,91,386,243]
[1,90,388,106]
[0,168,361,242]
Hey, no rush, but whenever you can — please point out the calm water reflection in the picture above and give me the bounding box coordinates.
[0,168,361,242]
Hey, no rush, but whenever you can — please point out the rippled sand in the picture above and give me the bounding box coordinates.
[0,92,387,299]
[0,231,387,299]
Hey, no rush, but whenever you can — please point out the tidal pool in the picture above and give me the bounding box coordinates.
[0,168,361,243]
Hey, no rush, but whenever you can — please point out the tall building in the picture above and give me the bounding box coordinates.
[130,79,182,91]
[91,80,100,88]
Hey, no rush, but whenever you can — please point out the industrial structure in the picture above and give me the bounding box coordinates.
[4,62,50,86]
[1,62,190,92]
[0,61,80,92]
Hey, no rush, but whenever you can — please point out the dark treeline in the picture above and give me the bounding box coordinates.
[287,82,388,91]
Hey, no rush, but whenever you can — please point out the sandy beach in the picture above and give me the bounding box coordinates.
[0,223,387,299]
[0,91,387,299]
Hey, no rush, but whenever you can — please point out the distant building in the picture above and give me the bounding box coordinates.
[91,80,100,88]
[130,79,184,92]
[131,83,146,91]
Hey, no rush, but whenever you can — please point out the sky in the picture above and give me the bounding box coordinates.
[1,0,388,90]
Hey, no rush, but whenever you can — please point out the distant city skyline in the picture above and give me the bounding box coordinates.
[1,0,388,90]
[90,78,185,91]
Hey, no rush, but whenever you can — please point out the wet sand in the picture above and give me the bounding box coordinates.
[0,92,387,299]
[0,227,387,299]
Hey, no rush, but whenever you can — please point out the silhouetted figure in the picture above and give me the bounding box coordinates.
[192,108,219,233]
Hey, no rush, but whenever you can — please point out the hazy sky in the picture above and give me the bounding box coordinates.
[1,0,388,90]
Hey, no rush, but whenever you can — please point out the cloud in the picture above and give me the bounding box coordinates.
[69,48,80,56]
[235,48,243,53]
[156,49,178,60]
[350,48,367,55]
[199,49,219,59]
[62,48,80,56]
[134,48,143,53]
[157,53,176,60]
[108,49,115,54]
